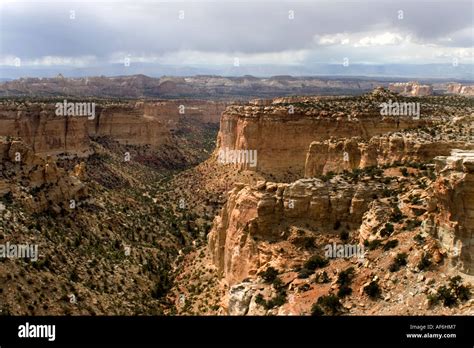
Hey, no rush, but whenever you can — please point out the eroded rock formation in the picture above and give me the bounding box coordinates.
[388,82,433,96]
[0,137,87,213]
[304,130,472,177]
[216,91,430,179]
[0,100,227,157]
[428,150,474,275]
[208,178,383,286]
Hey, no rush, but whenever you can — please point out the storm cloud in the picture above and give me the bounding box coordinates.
[0,0,472,70]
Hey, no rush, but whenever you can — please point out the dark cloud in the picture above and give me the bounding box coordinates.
[0,0,472,64]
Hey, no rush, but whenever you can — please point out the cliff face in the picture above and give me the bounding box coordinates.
[208,178,382,286]
[0,103,90,156]
[216,93,428,180]
[428,150,474,275]
[88,104,168,147]
[0,100,227,157]
[388,82,433,96]
[447,83,474,96]
[304,131,472,177]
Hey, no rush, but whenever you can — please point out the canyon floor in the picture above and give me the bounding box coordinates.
[0,88,473,316]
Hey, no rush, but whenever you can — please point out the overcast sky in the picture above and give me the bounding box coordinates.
[0,0,472,71]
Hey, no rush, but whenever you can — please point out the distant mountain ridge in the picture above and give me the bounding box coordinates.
[0,74,472,99]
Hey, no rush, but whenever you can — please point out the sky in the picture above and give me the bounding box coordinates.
[0,0,473,77]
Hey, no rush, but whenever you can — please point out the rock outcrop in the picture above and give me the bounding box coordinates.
[447,83,474,96]
[208,178,383,286]
[428,150,474,275]
[388,82,433,96]
[0,102,91,156]
[216,92,429,179]
[0,137,88,212]
[0,99,227,157]
[304,130,472,177]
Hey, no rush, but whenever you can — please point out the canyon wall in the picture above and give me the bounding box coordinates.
[208,178,382,285]
[0,100,227,157]
[428,150,474,275]
[0,103,90,156]
[87,104,168,147]
[216,93,429,180]
[388,82,433,96]
[304,132,472,177]
[446,83,474,96]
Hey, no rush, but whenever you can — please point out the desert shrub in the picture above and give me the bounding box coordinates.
[405,219,422,231]
[364,280,381,299]
[389,252,407,272]
[315,271,330,284]
[255,289,287,310]
[417,253,432,271]
[298,254,329,278]
[449,276,471,302]
[336,267,355,298]
[258,267,279,283]
[297,268,313,279]
[302,237,316,249]
[310,303,324,316]
[413,233,425,245]
[340,230,349,242]
[380,223,394,237]
[312,294,343,316]
[364,239,382,250]
[383,239,399,251]
[390,206,404,223]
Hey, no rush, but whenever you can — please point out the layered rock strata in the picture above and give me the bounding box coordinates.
[304,131,473,177]
[388,82,433,96]
[428,150,474,275]
[216,92,430,179]
[208,178,383,286]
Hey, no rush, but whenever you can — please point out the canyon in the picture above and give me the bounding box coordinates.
[0,83,472,317]
[199,90,474,315]
[215,89,471,180]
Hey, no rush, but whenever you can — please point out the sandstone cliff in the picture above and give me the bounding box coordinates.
[447,83,474,96]
[427,150,474,275]
[208,178,383,286]
[304,129,472,177]
[0,99,227,157]
[388,82,433,96]
[0,102,90,156]
[216,91,430,180]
